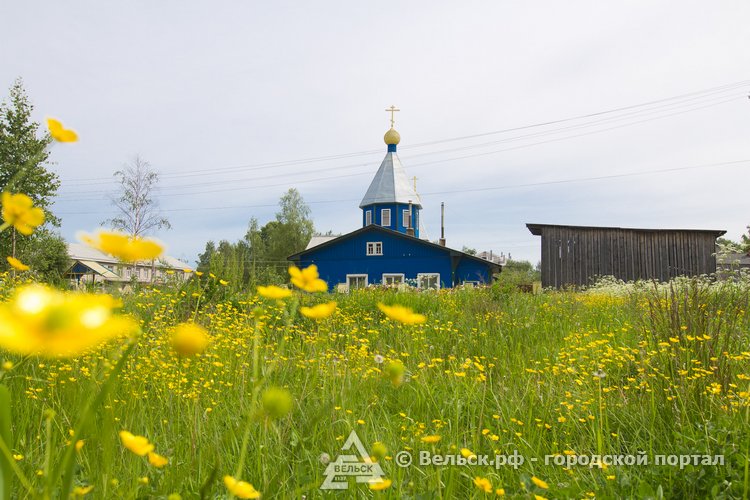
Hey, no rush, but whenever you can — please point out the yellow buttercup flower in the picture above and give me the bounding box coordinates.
[531,476,549,489]
[223,476,261,499]
[1,192,45,235]
[78,230,164,263]
[261,387,293,419]
[0,285,137,357]
[72,485,94,497]
[496,488,505,496]
[119,430,154,456]
[377,303,426,325]
[6,256,29,271]
[46,117,78,142]
[147,451,169,468]
[288,264,327,292]
[368,478,392,491]
[299,301,337,319]
[170,323,210,356]
[420,435,441,444]
[75,440,85,452]
[257,285,292,300]
[460,448,476,459]
[474,476,493,493]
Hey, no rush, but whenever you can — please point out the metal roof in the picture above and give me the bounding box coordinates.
[526,223,726,237]
[67,243,193,270]
[359,152,422,208]
[305,235,339,250]
[288,225,502,271]
[73,260,123,279]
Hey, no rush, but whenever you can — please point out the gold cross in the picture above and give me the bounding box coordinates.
[411,176,418,192]
[385,105,400,127]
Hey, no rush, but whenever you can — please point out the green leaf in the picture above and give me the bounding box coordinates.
[0,385,12,500]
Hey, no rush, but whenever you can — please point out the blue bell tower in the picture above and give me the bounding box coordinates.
[359,106,422,237]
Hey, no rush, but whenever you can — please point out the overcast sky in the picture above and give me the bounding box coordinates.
[2,1,749,265]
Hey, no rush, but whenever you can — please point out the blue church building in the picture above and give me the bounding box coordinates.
[288,115,501,290]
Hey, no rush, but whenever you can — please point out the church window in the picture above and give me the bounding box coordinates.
[403,209,411,228]
[365,210,372,225]
[382,273,405,286]
[347,274,368,290]
[418,273,440,289]
[381,209,391,227]
[367,242,383,256]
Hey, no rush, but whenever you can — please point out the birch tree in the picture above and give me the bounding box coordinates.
[104,155,170,236]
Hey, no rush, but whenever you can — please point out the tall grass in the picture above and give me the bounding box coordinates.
[0,275,748,498]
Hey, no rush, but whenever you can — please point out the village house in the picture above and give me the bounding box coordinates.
[65,242,193,287]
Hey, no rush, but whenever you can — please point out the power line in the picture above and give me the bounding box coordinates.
[53,92,744,201]
[58,78,750,186]
[58,88,744,195]
[54,159,749,215]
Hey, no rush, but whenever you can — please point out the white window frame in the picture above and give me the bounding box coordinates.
[346,274,368,291]
[381,208,391,227]
[366,242,383,256]
[382,273,405,286]
[403,209,411,228]
[417,273,441,289]
[365,210,372,226]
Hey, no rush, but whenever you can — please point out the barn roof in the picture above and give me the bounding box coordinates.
[289,225,502,270]
[359,152,421,208]
[526,223,726,237]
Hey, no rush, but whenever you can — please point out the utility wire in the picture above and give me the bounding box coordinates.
[54,159,749,215]
[58,89,744,194]
[58,79,750,186]
[54,93,744,201]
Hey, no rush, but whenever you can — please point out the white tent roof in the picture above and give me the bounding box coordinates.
[359,152,421,208]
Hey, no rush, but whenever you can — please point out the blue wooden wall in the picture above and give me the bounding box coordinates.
[361,203,420,238]
[294,227,494,288]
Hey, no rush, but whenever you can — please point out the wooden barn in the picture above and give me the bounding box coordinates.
[526,223,726,288]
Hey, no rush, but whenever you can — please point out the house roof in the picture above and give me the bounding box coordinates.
[305,235,340,250]
[67,243,193,270]
[289,225,502,270]
[74,260,123,280]
[526,223,726,237]
[359,152,422,208]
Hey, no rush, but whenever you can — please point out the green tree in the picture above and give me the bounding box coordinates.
[244,188,314,284]
[740,227,750,252]
[196,241,216,274]
[197,189,315,290]
[0,78,66,278]
[21,229,70,284]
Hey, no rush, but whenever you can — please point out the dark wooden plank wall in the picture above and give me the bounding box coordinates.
[538,226,718,288]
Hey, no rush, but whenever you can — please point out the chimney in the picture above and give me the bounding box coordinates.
[406,200,415,236]
[439,202,446,246]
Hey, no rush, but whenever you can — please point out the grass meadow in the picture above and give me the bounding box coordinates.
[1,273,749,499]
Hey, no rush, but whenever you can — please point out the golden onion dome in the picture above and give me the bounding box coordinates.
[384,127,401,146]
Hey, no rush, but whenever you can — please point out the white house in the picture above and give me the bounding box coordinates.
[66,243,193,287]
